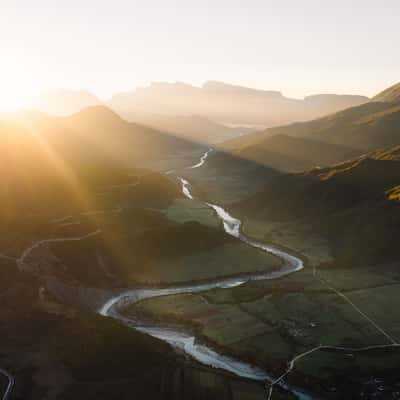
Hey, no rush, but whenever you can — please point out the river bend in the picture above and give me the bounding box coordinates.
[98,149,310,398]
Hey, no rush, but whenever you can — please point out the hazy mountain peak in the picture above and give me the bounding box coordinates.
[64,105,126,126]
[32,89,102,116]
[304,93,369,102]
[149,81,195,90]
[202,80,284,98]
[109,80,371,127]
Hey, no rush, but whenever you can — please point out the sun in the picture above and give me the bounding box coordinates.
[0,48,44,112]
[0,91,26,112]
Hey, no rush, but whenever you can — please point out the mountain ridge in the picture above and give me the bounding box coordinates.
[373,82,400,103]
[108,81,369,127]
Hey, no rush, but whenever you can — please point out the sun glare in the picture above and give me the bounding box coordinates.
[0,91,27,112]
[0,47,47,112]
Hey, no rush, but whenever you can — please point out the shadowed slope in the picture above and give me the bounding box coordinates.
[221,133,361,172]
[235,101,400,151]
[236,146,400,265]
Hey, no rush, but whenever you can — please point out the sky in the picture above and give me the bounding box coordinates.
[1,0,399,110]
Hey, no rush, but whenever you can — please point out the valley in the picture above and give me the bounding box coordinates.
[0,80,399,400]
[105,149,399,399]
[2,3,400,399]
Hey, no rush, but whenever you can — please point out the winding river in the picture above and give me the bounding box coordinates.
[98,149,311,398]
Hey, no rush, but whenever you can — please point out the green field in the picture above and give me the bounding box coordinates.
[130,241,282,284]
[163,198,220,228]
[130,263,400,397]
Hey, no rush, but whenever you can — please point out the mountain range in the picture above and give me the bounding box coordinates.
[218,81,400,172]
[1,79,399,400]
[233,83,399,151]
[108,81,369,127]
[31,82,369,136]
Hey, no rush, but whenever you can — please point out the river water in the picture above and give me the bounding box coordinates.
[98,149,313,398]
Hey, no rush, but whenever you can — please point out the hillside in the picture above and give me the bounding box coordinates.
[222,81,400,153]
[0,106,279,400]
[230,99,400,151]
[0,106,280,286]
[0,106,206,171]
[236,146,400,265]
[221,133,361,172]
[373,81,400,103]
[182,150,282,204]
[0,256,263,399]
[0,106,203,258]
[108,81,369,127]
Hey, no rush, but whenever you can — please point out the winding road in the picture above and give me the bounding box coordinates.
[0,369,14,400]
[17,230,102,270]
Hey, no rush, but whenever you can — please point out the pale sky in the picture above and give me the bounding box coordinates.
[1,0,399,110]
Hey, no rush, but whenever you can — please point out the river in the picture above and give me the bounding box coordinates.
[98,149,312,398]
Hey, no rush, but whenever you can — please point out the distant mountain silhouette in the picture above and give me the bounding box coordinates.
[108,81,369,127]
[32,89,102,115]
[30,83,369,142]
[1,105,205,168]
[233,82,400,151]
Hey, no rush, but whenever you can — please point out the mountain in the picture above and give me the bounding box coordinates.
[303,93,370,115]
[373,81,400,103]
[239,93,400,151]
[236,146,400,265]
[0,106,270,400]
[0,106,206,170]
[32,89,102,115]
[108,81,369,127]
[0,105,207,228]
[221,133,361,172]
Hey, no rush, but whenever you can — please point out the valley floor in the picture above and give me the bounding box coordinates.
[127,217,400,399]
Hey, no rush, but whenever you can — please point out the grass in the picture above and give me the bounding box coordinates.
[387,185,400,201]
[240,217,333,267]
[163,198,220,228]
[131,263,400,393]
[135,241,281,284]
[133,293,272,347]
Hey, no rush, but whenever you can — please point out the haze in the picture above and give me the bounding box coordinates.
[1,0,399,111]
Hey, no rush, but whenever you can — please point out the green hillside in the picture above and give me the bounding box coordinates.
[236,146,400,265]
[221,133,361,172]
